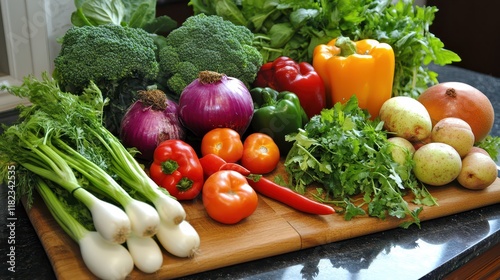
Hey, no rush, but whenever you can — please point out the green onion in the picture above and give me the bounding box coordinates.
[89,126,186,225]
[53,138,160,237]
[35,179,134,279]
[2,127,131,244]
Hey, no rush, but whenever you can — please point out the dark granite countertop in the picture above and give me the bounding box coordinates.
[1,64,499,280]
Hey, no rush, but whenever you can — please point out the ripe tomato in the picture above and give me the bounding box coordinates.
[201,128,243,163]
[241,133,280,174]
[202,170,258,224]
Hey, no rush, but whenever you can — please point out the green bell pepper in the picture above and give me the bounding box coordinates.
[250,87,308,153]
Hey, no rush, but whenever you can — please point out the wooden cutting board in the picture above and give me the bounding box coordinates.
[24,162,500,279]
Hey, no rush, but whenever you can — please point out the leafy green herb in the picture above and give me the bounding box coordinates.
[189,0,461,98]
[284,96,437,228]
[476,135,500,162]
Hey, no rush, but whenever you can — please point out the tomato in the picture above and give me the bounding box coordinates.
[202,170,258,224]
[201,128,243,163]
[241,133,280,174]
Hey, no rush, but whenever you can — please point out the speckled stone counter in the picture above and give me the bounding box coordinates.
[1,64,499,280]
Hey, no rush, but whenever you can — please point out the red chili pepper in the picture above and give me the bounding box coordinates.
[253,56,326,119]
[199,153,227,179]
[149,139,204,200]
[247,176,335,215]
[219,162,251,176]
[199,154,335,215]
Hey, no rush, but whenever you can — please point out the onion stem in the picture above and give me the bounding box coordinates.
[35,179,86,242]
[90,126,187,225]
[198,70,224,84]
[11,131,131,243]
[53,138,160,237]
[137,89,167,111]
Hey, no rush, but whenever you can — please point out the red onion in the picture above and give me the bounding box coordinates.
[120,89,186,161]
[178,71,254,137]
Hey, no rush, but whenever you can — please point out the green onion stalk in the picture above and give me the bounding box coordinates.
[0,125,131,244]
[52,138,161,237]
[35,179,134,279]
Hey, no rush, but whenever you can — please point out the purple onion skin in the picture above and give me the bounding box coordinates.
[178,74,254,137]
[120,98,186,161]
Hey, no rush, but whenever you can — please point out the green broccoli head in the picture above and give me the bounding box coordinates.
[158,14,263,96]
[54,24,159,93]
[53,24,160,135]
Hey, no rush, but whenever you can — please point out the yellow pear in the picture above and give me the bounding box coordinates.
[457,153,497,190]
[380,96,432,142]
[431,117,474,158]
[413,142,462,186]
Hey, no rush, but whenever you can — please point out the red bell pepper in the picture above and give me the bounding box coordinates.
[149,139,204,200]
[253,56,326,119]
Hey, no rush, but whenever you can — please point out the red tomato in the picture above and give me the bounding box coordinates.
[241,133,280,174]
[201,128,243,163]
[202,170,258,224]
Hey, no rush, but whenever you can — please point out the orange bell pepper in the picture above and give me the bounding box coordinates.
[312,36,395,119]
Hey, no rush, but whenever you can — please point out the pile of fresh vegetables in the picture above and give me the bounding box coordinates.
[2,0,500,278]
[0,75,200,278]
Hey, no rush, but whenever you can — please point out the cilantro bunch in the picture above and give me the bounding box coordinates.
[284,96,437,228]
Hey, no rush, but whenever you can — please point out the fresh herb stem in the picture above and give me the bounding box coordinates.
[88,119,187,225]
[53,138,130,205]
[35,179,86,242]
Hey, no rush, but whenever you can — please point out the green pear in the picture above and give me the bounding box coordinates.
[388,137,416,165]
[457,153,497,190]
[413,142,462,186]
[431,117,475,158]
[380,96,432,142]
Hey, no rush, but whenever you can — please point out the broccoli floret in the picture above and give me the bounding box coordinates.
[165,61,200,96]
[53,24,160,134]
[158,14,263,97]
[54,24,159,92]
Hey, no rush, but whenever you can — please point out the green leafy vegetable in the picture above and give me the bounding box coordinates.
[284,96,437,228]
[189,0,461,98]
[53,24,160,134]
[476,135,500,162]
[72,0,177,34]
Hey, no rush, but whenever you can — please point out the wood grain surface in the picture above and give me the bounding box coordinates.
[24,163,500,279]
